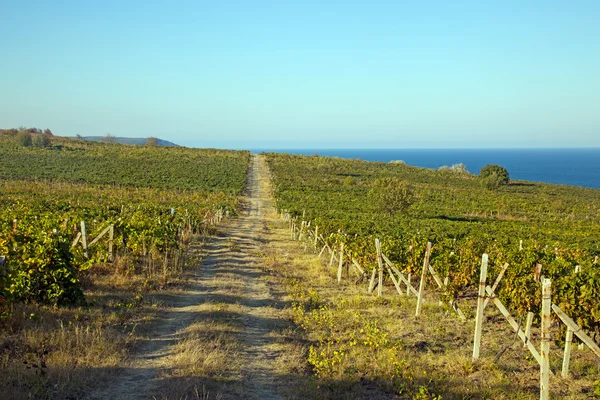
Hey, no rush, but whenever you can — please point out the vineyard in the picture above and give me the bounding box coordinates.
[265,152,600,398]
[0,132,249,399]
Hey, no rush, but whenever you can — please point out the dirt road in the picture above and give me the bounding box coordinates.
[89,154,288,400]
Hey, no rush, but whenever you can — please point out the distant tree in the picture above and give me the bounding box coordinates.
[145,137,159,146]
[18,126,27,131]
[369,178,415,216]
[76,134,83,139]
[33,134,52,148]
[101,133,116,143]
[16,131,32,147]
[43,128,53,136]
[479,164,509,189]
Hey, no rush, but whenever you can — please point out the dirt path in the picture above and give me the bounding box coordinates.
[88,154,287,400]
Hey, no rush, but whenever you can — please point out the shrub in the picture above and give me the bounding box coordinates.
[369,178,415,216]
[16,131,33,147]
[479,164,509,189]
[33,134,52,148]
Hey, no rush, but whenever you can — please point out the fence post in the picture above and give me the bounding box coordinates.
[415,241,432,317]
[561,328,574,378]
[524,311,534,348]
[540,278,552,400]
[337,242,344,283]
[12,219,17,231]
[472,253,489,360]
[108,225,114,261]
[407,273,411,296]
[376,239,383,297]
[80,221,89,258]
[314,226,318,249]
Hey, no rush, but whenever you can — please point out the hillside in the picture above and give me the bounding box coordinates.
[80,136,179,146]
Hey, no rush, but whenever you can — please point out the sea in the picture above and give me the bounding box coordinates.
[252,148,600,189]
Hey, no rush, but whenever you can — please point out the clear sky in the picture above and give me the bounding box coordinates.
[1,1,599,149]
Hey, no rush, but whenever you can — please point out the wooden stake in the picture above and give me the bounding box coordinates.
[562,328,574,378]
[552,304,600,359]
[486,286,543,366]
[80,221,88,258]
[376,239,383,297]
[415,242,432,317]
[519,239,523,250]
[540,278,551,400]
[108,225,114,261]
[314,226,319,248]
[337,242,344,283]
[381,254,418,296]
[483,263,509,310]
[329,247,337,267]
[407,273,411,296]
[524,311,534,348]
[12,219,17,231]
[472,254,489,360]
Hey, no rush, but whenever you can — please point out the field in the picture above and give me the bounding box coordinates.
[265,152,600,398]
[1,132,598,399]
[0,132,249,399]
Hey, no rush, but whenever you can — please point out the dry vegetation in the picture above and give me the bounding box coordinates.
[255,209,600,399]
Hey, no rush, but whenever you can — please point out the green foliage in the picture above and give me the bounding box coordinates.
[16,131,32,147]
[0,137,249,313]
[32,134,52,148]
[369,178,415,216]
[1,230,83,306]
[479,164,509,188]
[266,153,600,336]
[0,136,249,194]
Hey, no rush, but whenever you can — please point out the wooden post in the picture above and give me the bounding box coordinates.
[561,328,574,378]
[80,221,88,258]
[407,273,411,296]
[472,253,489,360]
[594,256,598,264]
[337,242,344,283]
[12,219,17,231]
[552,304,600,359]
[483,263,509,310]
[376,239,383,297]
[329,247,337,267]
[108,225,114,261]
[540,278,551,400]
[519,239,523,251]
[524,311,534,347]
[314,226,319,248]
[415,242,432,317]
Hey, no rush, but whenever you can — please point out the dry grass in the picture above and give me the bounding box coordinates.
[256,212,600,400]
[0,232,212,400]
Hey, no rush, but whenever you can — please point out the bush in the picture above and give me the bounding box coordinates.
[33,134,52,148]
[479,164,509,189]
[16,131,32,147]
[1,231,84,306]
[369,178,415,216]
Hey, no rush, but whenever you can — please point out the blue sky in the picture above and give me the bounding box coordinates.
[1,1,599,148]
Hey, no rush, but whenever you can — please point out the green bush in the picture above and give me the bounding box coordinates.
[369,178,415,216]
[16,131,32,147]
[479,164,509,189]
[1,231,84,306]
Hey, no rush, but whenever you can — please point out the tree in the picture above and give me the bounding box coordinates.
[368,178,415,216]
[33,134,52,148]
[43,128,53,136]
[16,131,32,147]
[479,164,509,189]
